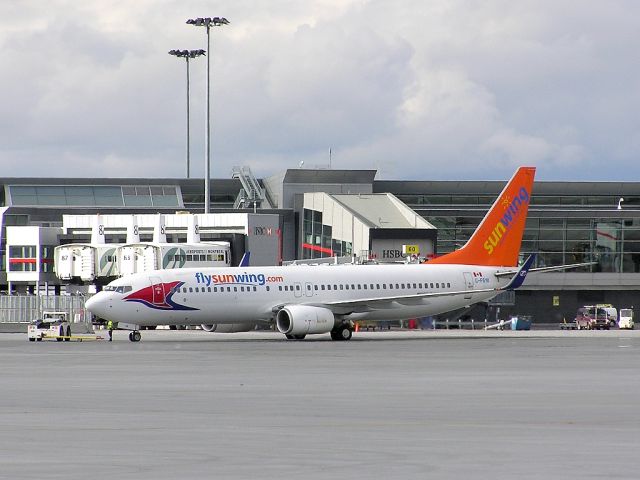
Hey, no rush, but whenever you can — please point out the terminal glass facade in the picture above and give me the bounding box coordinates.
[302,208,352,259]
[398,194,640,273]
[8,185,181,208]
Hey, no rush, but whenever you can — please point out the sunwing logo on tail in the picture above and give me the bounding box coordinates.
[483,187,530,255]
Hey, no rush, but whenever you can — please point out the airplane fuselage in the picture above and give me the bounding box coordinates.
[87,263,511,327]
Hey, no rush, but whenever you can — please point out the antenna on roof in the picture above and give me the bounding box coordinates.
[329,148,332,169]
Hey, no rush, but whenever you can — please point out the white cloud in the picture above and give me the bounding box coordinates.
[0,0,638,181]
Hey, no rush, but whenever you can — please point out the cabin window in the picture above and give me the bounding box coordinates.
[213,287,217,293]
[419,283,423,288]
[279,286,283,291]
[189,287,193,293]
[307,284,312,290]
[240,287,244,292]
[314,285,318,291]
[382,284,387,289]
[339,285,343,290]
[395,284,400,289]
[187,255,193,261]
[321,285,325,290]
[447,283,451,288]
[430,283,433,288]
[266,286,270,292]
[296,285,301,291]
[327,285,331,291]
[227,287,231,292]
[436,283,440,288]
[253,286,257,292]
[234,287,237,292]
[207,287,211,293]
[358,284,362,289]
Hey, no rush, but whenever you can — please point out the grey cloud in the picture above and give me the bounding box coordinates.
[0,0,639,181]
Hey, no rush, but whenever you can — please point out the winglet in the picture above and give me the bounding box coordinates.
[502,254,536,290]
[238,252,250,267]
[428,167,536,267]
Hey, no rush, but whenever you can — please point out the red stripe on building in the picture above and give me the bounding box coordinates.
[302,243,333,256]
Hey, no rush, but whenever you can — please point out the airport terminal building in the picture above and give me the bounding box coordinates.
[1,168,639,323]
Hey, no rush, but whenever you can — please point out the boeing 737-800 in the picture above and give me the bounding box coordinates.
[86,167,537,342]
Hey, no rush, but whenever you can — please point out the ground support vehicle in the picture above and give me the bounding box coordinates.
[559,318,578,330]
[619,308,634,329]
[27,311,104,341]
[574,306,611,330]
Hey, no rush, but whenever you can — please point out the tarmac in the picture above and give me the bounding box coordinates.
[1,329,639,480]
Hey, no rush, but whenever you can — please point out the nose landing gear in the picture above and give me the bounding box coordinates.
[128,331,141,342]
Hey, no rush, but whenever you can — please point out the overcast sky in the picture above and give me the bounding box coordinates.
[1,0,638,181]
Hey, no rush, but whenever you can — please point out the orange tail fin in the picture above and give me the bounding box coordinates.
[428,167,536,267]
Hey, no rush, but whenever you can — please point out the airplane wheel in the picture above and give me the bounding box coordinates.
[29,337,35,342]
[132,331,141,342]
[331,325,353,341]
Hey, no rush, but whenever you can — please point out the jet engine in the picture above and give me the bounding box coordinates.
[276,305,335,336]
[200,323,255,333]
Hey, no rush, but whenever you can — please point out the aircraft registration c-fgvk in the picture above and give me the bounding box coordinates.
[86,167,537,342]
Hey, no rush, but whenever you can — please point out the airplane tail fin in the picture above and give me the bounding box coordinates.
[428,166,536,267]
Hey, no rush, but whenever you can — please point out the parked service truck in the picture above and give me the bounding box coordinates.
[574,305,616,330]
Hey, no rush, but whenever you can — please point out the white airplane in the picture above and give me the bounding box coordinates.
[87,167,539,342]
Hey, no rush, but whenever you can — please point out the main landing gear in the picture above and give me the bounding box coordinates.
[128,331,141,342]
[330,323,353,341]
[283,322,354,341]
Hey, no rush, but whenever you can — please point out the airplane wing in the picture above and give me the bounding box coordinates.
[266,257,538,316]
[267,286,503,316]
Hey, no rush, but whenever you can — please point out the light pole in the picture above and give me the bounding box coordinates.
[186,16,230,214]
[168,49,206,179]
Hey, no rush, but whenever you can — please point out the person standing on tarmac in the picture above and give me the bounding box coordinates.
[107,319,114,341]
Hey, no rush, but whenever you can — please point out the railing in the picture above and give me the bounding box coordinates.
[0,294,92,324]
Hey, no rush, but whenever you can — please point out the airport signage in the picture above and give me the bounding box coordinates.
[253,226,273,236]
[402,244,420,255]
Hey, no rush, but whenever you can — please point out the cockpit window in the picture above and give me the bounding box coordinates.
[103,285,132,293]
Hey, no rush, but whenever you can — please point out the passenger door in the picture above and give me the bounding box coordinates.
[463,272,474,300]
[150,276,166,306]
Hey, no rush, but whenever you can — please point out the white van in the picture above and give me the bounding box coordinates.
[619,308,634,330]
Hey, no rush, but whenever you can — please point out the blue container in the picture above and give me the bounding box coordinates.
[510,316,532,330]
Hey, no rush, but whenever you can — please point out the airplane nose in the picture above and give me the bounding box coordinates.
[85,294,107,318]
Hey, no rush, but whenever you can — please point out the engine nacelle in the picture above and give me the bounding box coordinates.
[200,323,255,333]
[276,305,335,336]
